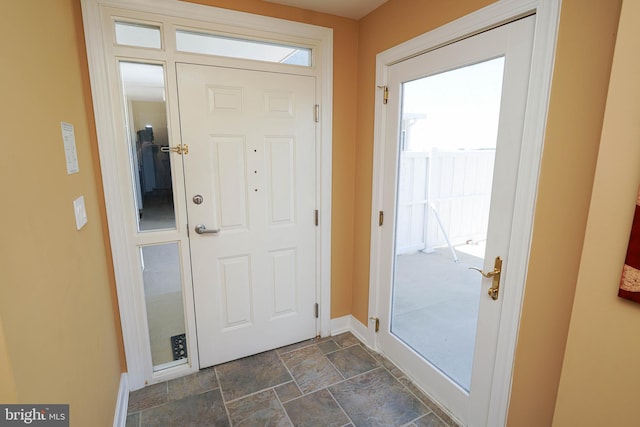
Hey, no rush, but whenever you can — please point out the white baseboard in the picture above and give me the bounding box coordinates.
[113,373,129,427]
[331,315,370,346]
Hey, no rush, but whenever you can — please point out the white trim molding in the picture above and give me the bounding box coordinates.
[113,373,129,427]
[368,1,561,426]
[81,0,333,390]
[331,315,369,344]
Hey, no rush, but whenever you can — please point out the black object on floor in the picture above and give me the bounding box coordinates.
[170,333,187,360]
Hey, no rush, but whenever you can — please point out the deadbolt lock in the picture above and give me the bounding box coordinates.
[192,194,204,205]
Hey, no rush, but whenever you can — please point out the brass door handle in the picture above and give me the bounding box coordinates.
[469,256,502,300]
[468,267,499,278]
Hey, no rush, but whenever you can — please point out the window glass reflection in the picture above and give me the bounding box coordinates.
[115,22,161,49]
[391,57,505,391]
[119,62,176,231]
[176,30,311,66]
[141,243,188,370]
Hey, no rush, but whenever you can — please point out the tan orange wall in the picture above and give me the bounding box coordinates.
[0,0,123,424]
[0,318,17,403]
[551,1,640,425]
[185,0,359,318]
[507,1,621,425]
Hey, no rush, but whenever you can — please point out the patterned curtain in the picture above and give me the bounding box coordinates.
[619,188,640,303]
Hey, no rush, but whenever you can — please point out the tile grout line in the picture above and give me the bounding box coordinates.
[220,378,296,405]
[276,347,300,391]
[273,345,333,426]
[305,365,388,396]
[276,337,322,357]
[282,338,363,425]
[276,347,306,406]
[323,344,348,382]
[272,384,295,427]
[127,380,170,418]
[213,365,234,426]
[326,386,355,427]
[321,343,429,427]
[280,338,356,427]
[371,353,448,426]
[356,349,439,427]
[273,352,298,426]
[394,375,454,427]
[324,341,360,356]
[359,332,458,426]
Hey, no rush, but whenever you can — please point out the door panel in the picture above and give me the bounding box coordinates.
[266,137,296,224]
[210,136,249,229]
[219,255,252,329]
[177,63,317,368]
[376,16,535,426]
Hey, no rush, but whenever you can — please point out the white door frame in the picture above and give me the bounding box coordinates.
[81,0,333,390]
[368,0,560,425]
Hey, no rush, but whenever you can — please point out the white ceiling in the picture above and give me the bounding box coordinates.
[263,0,388,19]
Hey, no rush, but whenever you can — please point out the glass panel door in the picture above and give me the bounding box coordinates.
[391,57,505,391]
[376,17,536,424]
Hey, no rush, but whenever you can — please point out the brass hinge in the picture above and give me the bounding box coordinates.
[379,211,384,226]
[315,209,319,226]
[315,303,319,318]
[315,104,320,123]
[161,144,189,155]
[369,317,380,332]
[377,85,389,104]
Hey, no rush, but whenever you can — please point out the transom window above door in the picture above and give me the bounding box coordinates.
[176,30,311,66]
[115,21,162,49]
[114,21,312,66]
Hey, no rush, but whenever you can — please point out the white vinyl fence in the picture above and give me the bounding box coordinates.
[396,149,495,255]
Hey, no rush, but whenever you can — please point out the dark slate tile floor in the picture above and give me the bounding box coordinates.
[126,332,459,427]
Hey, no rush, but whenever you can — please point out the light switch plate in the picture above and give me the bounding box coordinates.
[73,196,88,230]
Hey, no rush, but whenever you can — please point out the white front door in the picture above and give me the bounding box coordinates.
[375,16,535,426]
[177,63,318,368]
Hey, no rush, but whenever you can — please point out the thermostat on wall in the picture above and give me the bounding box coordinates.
[61,122,79,174]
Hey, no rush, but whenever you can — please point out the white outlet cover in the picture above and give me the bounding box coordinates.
[73,196,88,230]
